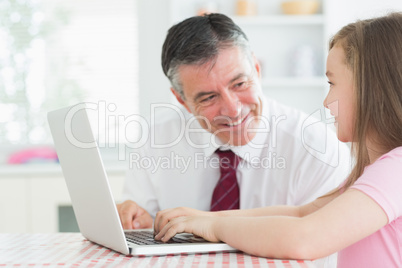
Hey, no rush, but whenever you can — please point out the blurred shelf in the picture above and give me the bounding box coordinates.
[261,76,327,88]
[232,15,324,25]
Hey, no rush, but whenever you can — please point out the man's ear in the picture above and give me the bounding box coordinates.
[252,53,262,79]
[170,87,192,113]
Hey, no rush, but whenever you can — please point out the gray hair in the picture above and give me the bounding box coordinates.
[161,13,252,98]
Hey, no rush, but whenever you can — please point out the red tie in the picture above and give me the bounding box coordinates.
[210,149,240,211]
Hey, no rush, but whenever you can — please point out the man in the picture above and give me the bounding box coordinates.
[117,13,350,230]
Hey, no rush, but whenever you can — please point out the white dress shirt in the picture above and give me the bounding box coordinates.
[122,97,351,217]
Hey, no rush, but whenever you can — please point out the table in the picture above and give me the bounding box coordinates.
[0,233,317,267]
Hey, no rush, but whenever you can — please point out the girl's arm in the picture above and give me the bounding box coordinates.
[153,189,340,233]
[154,189,387,260]
[218,188,341,218]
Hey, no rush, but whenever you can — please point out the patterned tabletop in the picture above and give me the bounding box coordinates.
[0,233,316,267]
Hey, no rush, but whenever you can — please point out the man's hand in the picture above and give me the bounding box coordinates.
[116,200,153,229]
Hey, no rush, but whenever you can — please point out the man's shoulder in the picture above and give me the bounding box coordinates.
[140,104,211,154]
[262,98,311,136]
[148,104,196,138]
[150,104,192,127]
[262,97,350,167]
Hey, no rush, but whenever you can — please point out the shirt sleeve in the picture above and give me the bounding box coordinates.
[294,149,350,205]
[351,149,402,223]
[121,146,160,218]
[291,125,351,205]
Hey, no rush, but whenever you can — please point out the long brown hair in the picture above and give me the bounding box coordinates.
[330,13,402,190]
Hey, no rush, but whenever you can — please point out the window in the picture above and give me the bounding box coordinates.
[0,0,138,145]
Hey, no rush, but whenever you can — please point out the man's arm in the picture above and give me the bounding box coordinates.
[118,147,159,229]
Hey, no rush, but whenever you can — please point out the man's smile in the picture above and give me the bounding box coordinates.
[217,112,251,129]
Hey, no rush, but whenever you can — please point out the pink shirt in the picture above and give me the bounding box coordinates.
[338,147,402,267]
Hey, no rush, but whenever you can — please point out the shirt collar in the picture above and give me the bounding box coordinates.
[182,115,220,158]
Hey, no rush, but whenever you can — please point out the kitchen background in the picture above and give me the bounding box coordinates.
[1,0,401,233]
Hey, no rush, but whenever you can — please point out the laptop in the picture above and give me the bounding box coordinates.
[47,103,236,256]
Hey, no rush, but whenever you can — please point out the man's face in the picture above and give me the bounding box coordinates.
[171,46,263,146]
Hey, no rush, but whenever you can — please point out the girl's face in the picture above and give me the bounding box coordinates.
[323,45,355,143]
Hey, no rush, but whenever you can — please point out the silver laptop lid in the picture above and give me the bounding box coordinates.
[48,104,130,255]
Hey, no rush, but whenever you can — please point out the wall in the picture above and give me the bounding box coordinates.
[137,0,173,119]
[326,0,402,39]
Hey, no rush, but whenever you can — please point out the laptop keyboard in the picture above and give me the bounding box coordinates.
[125,230,207,245]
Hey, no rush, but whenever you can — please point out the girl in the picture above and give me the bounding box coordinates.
[153,12,402,267]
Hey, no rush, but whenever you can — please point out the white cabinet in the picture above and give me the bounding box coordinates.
[168,0,329,115]
[29,176,72,233]
[0,166,125,233]
[30,174,125,233]
[0,179,29,232]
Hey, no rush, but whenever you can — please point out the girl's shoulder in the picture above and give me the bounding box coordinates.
[360,146,402,180]
[377,146,402,162]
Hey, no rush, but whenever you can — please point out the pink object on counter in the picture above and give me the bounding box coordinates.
[7,147,58,164]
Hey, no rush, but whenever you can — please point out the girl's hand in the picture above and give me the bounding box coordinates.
[154,215,220,243]
[154,207,212,235]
